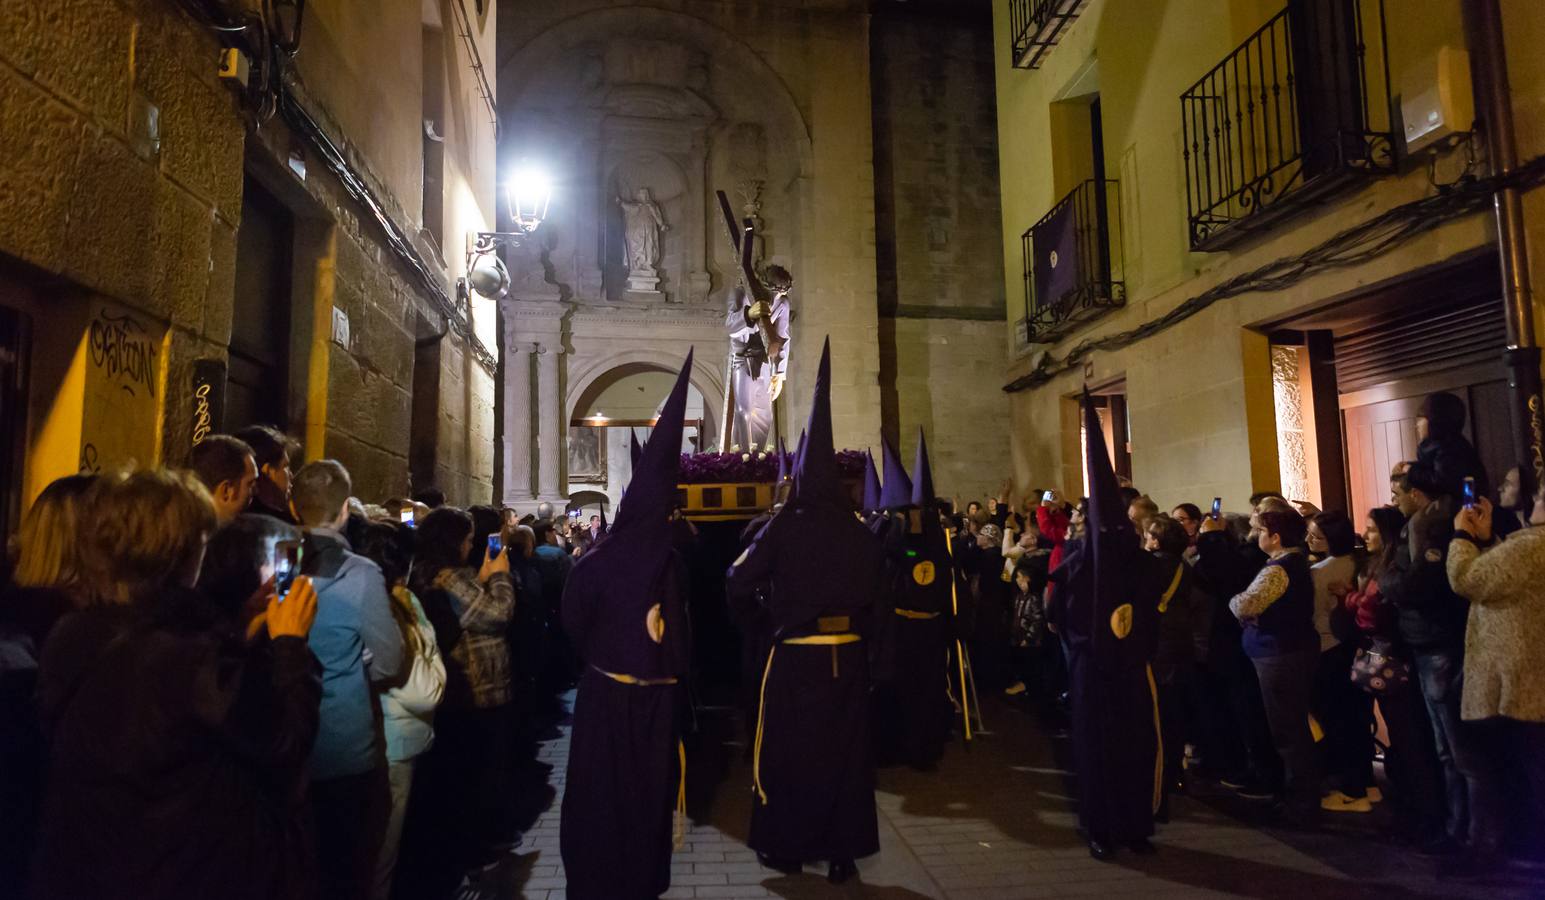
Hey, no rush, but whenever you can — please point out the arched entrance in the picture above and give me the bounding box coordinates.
[565,354,724,510]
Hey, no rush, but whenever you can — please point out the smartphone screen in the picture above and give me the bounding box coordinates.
[487,534,503,557]
[399,508,415,528]
[274,540,302,599]
[1210,497,1222,519]
[1462,477,1477,508]
[1042,491,1055,503]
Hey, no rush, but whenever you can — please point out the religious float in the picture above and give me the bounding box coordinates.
[676,449,868,521]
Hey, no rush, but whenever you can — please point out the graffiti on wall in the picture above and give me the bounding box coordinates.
[88,311,157,398]
[190,359,227,448]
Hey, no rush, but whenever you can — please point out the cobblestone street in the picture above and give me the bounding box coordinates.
[462,695,1542,900]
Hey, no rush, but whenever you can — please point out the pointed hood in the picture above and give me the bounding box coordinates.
[1082,387,1127,540]
[629,430,644,470]
[862,450,882,511]
[789,339,845,506]
[562,352,695,671]
[611,349,693,533]
[597,507,609,536]
[878,436,913,510]
[910,428,936,507]
[776,436,791,482]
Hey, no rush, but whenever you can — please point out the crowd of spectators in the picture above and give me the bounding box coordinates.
[2,388,1541,894]
[0,425,604,900]
[949,390,1544,877]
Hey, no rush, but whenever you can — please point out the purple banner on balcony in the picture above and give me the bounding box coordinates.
[1033,201,1080,310]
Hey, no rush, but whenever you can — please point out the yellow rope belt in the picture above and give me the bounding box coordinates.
[674,739,687,851]
[1147,663,1163,816]
[894,608,941,620]
[943,530,970,742]
[593,667,680,687]
[752,633,862,805]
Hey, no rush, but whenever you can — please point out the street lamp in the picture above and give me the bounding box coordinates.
[464,164,554,301]
[506,165,552,234]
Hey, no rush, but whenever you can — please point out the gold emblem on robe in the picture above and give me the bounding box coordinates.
[1110,603,1134,639]
[912,561,936,586]
[646,603,665,644]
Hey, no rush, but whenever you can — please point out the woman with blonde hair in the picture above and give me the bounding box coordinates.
[1,473,96,896]
[33,468,323,900]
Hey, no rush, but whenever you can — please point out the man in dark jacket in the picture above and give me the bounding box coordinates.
[293,460,404,900]
[1415,391,1489,501]
[1384,462,1499,865]
[1194,505,1283,799]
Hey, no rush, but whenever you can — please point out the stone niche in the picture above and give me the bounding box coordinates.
[499,16,809,311]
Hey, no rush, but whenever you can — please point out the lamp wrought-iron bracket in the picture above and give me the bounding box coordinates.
[469,230,525,261]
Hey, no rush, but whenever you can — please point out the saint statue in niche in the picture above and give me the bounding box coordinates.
[618,187,668,274]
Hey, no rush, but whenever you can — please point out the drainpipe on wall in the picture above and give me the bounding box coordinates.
[1466,0,1545,488]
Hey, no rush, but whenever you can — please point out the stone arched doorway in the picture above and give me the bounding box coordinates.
[566,352,724,511]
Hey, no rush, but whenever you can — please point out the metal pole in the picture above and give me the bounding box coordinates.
[1466,0,1545,487]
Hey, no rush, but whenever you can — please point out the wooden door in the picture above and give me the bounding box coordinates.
[1342,395,1423,525]
[1342,378,1508,525]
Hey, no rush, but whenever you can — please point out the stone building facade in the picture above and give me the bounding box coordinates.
[993,0,1545,519]
[495,0,1008,511]
[0,0,502,533]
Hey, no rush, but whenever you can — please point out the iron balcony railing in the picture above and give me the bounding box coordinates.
[1181,0,1395,251]
[1009,0,1087,70]
[1020,179,1124,344]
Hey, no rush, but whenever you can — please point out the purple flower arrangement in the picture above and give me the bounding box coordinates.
[676,449,868,484]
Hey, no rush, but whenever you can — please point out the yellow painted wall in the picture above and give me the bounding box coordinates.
[991,0,1538,511]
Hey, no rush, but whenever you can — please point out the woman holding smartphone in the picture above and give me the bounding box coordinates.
[408,508,515,879]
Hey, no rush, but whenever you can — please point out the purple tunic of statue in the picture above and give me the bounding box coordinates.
[727,339,884,864]
[560,352,694,900]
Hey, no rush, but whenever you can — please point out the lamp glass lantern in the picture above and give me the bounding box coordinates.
[506,166,552,234]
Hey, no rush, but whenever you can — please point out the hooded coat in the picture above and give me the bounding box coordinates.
[1415,391,1490,500]
[1052,390,1166,844]
[559,353,695,900]
[727,339,884,863]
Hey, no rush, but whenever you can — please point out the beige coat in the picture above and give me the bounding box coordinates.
[1447,527,1545,723]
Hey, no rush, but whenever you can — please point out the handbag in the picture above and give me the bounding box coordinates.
[1350,643,1412,696]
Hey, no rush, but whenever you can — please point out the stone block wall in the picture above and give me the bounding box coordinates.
[871,4,1010,502]
[884,317,1009,503]
[0,0,499,510]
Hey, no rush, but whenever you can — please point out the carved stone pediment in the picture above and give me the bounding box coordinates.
[601,84,716,125]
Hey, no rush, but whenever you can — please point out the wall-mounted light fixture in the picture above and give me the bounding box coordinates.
[462,164,554,301]
[506,164,552,234]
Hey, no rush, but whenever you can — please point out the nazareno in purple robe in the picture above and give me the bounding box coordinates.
[869,433,956,769]
[1051,389,1164,845]
[727,339,885,863]
[559,352,694,900]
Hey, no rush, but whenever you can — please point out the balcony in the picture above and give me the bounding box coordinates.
[1181,0,1395,251]
[1009,0,1089,70]
[1020,179,1124,344]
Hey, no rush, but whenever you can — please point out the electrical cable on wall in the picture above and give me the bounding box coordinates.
[1003,153,1545,394]
[176,0,499,377]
